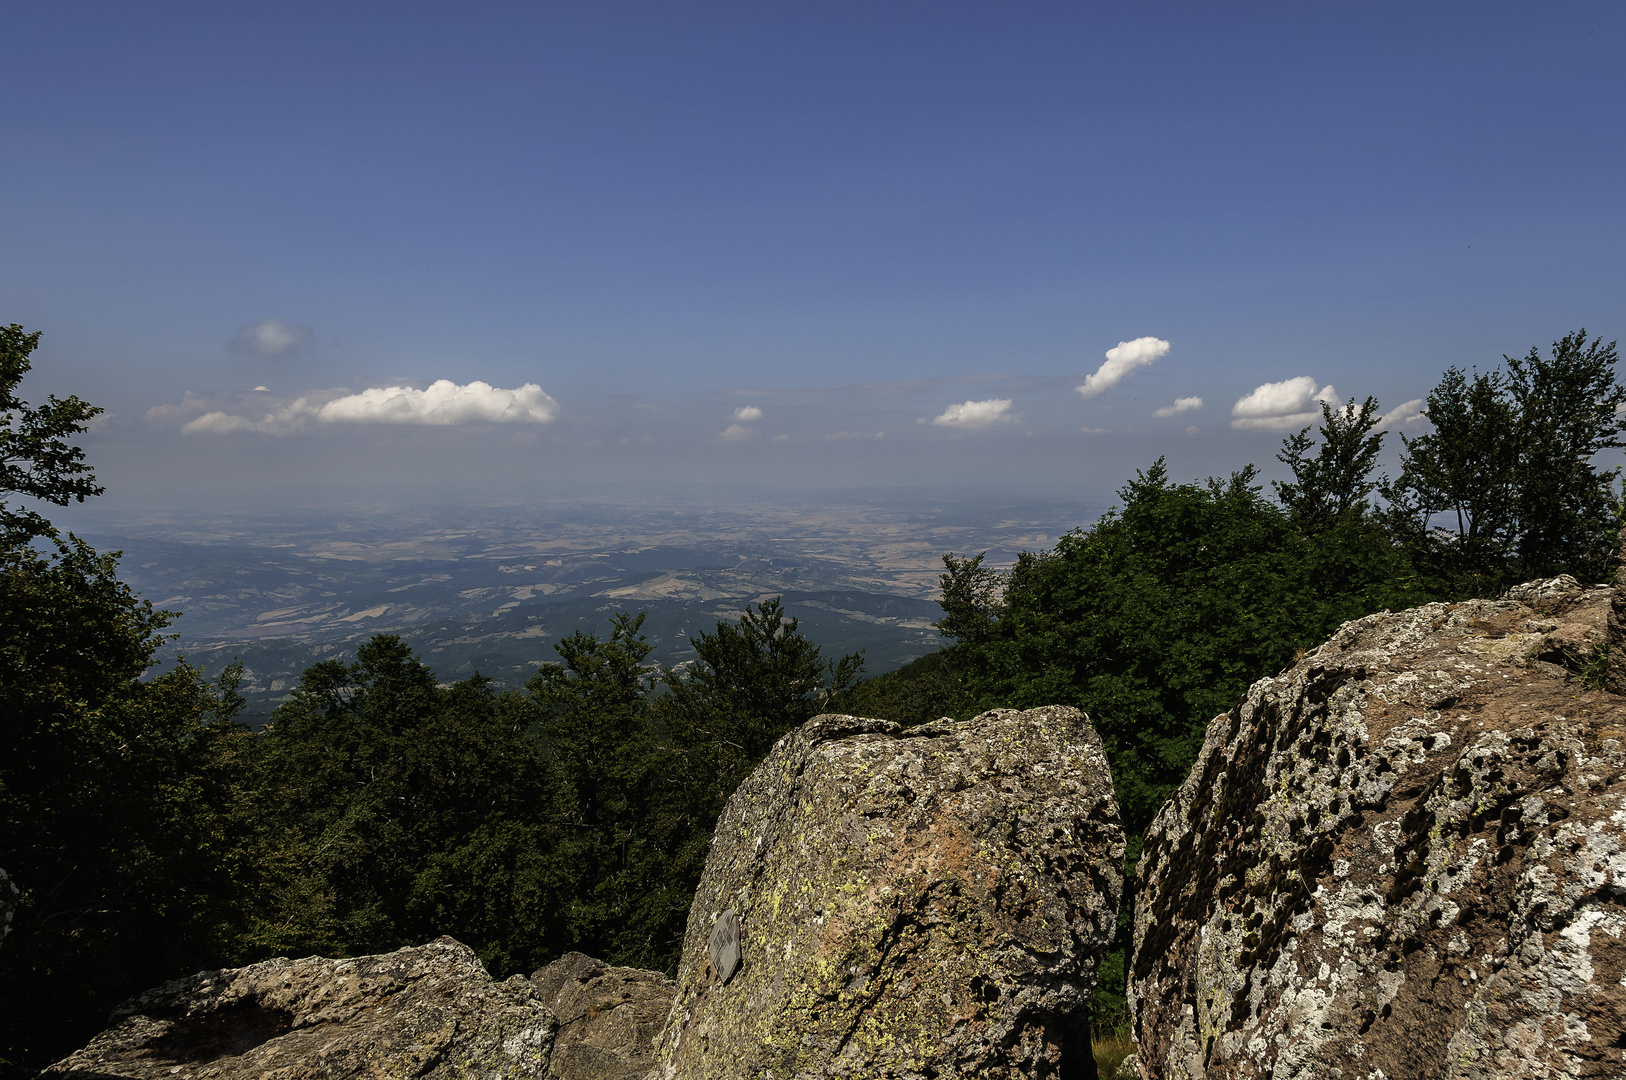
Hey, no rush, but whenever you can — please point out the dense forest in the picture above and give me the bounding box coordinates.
[2,323,1621,1075]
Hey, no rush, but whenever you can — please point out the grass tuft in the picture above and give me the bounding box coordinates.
[1093,1028,1136,1077]
[1091,1005,1136,1078]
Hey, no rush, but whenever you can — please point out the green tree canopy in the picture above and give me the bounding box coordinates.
[526,613,673,965]
[1506,330,1625,578]
[0,325,104,543]
[0,537,248,1076]
[243,635,555,976]
[1391,329,1625,588]
[1274,396,1386,532]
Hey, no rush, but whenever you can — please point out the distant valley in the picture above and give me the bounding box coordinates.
[83,494,1095,721]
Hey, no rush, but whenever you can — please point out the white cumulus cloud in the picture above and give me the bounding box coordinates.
[1075,336,1170,399]
[1154,396,1203,417]
[931,398,1017,430]
[732,405,763,421]
[230,318,314,356]
[1230,377,1337,431]
[161,380,560,435]
[719,423,752,441]
[316,380,559,425]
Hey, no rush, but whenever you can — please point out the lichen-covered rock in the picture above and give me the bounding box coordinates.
[651,707,1124,1080]
[1505,573,1586,604]
[43,936,555,1079]
[531,952,673,1080]
[1130,583,1626,1079]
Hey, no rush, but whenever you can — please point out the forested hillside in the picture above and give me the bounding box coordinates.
[3,324,1621,1075]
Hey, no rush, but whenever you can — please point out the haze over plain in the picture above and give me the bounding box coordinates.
[6,2,1623,517]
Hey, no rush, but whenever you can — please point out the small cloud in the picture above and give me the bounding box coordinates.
[182,397,321,435]
[732,405,763,422]
[1378,398,1428,430]
[253,385,270,392]
[230,317,313,356]
[1230,377,1336,431]
[773,433,790,442]
[145,392,211,426]
[183,411,273,435]
[932,398,1017,431]
[1185,425,1200,436]
[1078,426,1111,434]
[1153,396,1203,417]
[1076,336,1171,399]
[719,423,752,441]
[825,430,885,440]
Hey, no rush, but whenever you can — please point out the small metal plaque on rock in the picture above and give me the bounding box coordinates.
[709,908,741,984]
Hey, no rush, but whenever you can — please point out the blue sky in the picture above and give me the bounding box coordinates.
[6,2,1623,511]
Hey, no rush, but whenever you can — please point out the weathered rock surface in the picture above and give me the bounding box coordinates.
[531,952,673,1080]
[652,707,1125,1080]
[1130,577,1626,1079]
[44,936,556,1079]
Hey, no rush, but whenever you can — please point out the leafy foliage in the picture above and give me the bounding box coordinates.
[940,460,1424,832]
[241,637,556,975]
[834,649,964,727]
[1505,330,1625,579]
[658,597,863,793]
[526,613,670,966]
[232,600,864,978]
[0,538,248,1076]
[1275,396,1386,532]
[1390,330,1625,589]
[0,325,104,543]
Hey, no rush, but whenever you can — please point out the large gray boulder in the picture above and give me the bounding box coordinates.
[1129,580,1626,1079]
[531,952,673,1080]
[43,936,556,1079]
[651,707,1125,1080]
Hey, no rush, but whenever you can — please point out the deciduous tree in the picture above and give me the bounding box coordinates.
[0,325,103,542]
[1274,396,1386,532]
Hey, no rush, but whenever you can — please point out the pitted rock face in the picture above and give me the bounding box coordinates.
[1129,583,1626,1080]
[531,952,673,1080]
[651,707,1124,1080]
[43,936,556,1079]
